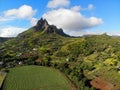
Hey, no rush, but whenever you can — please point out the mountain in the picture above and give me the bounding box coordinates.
[12,18,70,52]
[34,18,70,37]
[18,18,70,38]
[4,18,70,54]
[0,18,71,61]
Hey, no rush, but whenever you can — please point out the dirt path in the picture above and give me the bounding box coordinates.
[90,77,114,90]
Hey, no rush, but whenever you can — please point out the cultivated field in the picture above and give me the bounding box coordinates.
[2,66,73,90]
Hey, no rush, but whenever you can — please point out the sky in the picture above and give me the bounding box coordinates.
[0,0,120,37]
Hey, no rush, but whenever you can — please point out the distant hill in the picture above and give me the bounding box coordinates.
[0,37,13,43]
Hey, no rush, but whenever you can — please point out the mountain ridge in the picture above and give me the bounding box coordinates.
[17,18,70,39]
[33,18,70,37]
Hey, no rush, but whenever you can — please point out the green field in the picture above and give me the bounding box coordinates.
[2,66,73,90]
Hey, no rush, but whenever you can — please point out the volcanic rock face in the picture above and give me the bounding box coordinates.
[34,18,49,31]
[34,18,70,37]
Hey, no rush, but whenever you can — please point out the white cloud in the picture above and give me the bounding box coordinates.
[4,5,36,19]
[71,4,94,12]
[47,0,70,8]
[87,4,94,10]
[0,5,37,26]
[30,18,38,26]
[71,6,82,11]
[43,8,103,32]
[0,16,13,22]
[66,29,104,36]
[0,5,38,37]
[107,31,120,36]
[45,1,100,36]
[0,27,27,37]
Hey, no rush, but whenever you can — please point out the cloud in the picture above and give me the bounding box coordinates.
[4,5,36,19]
[0,5,38,37]
[87,4,94,10]
[0,5,37,26]
[0,27,27,37]
[107,31,120,36]
[0,16,13,22]
[71,4,94,12]
[71,6,82,11]
[47,0,70,8]
[43,8,103,32]
[66,29,104,36]
[30,18,38,26]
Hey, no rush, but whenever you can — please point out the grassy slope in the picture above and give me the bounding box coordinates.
[3,66,73,90]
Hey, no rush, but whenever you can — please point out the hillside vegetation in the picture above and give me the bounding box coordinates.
[1,18,120,90]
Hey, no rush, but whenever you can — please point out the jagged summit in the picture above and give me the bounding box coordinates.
[34,18,70,37]
[34,18,49,31]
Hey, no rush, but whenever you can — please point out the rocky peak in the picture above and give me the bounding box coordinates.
[34,18,49,31]
[34,18,70,37]
[45,25,65,35]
